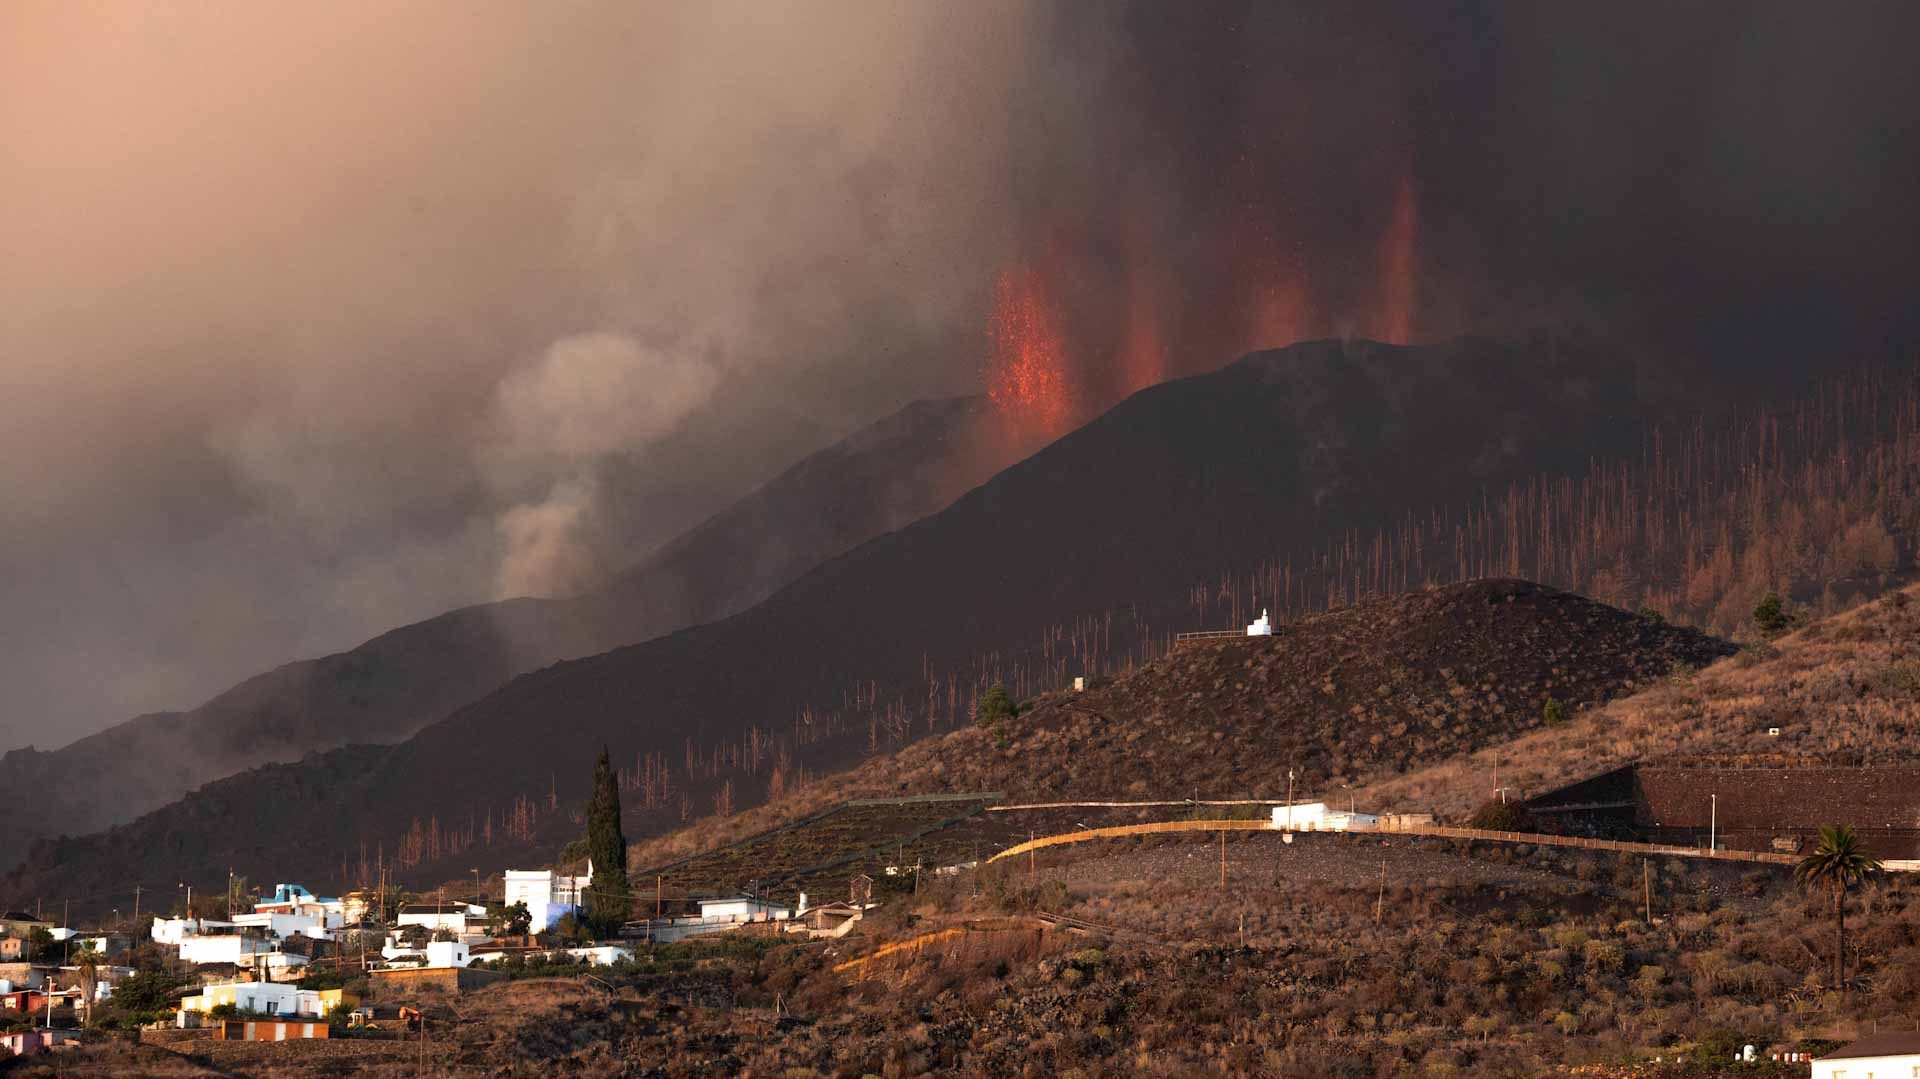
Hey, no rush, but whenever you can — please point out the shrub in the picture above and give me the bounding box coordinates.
[1467,799,1534,833]
[976,684,1018,728]
[1542,698,1567,727]
[1754,592,1792,636]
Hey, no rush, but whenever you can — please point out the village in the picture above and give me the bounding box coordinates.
[0,859,877,1059]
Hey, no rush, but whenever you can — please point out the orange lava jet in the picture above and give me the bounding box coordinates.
[1375,175,1418,344]
[1122,263,1168,394]
[1245,274,1309,354]
[985,266,1073,435]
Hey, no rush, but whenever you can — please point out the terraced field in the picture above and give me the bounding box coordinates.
[638,794,999,899]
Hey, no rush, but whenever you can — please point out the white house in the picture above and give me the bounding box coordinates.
[1246,609,1273,636]
[629,895,794,945]
[178,932,272,966]
[503,866,592,933]
[231,911,332,942]
[151,917,236,945]
[380,938,472,969]
[178,980,341,1020]
[1267,802,1385,831]
[1811,1033,1920,1078]
[395,903,486,935]
[564,945,633,966]
[1270,802,1329,829]
[696,896,790,923]
[253,884,342,921]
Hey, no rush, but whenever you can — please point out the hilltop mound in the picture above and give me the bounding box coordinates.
[925,579,1735,803]
[626,580,1731,870]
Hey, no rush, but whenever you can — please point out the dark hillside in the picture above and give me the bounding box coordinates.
[0,394,1025,870]
[622,579,1733,878]
[826,579,1735,806]
[3,338,1683,913]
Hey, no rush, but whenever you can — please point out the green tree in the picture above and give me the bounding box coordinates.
[490,901,532,939]
[72,946,103,1021]
[1754,592,1792,636]
[1794,824,1882,990]
[110,969,194,1021]
[584,746,631,935]
[975,684,1018,742]
[1542,698,1567,726]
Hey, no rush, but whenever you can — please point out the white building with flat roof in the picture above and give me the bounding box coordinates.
[395,903,485,935]
[151,918,236,946]
[503,866,592,933]
[179,980,340,1020]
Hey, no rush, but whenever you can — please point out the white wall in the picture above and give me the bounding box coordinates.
[178,935,263,965]
[151,918,236,945]
[696,899,789,922]
[232,911,331,940]
[395,910,476,933]
[1269,802,1328,829]
[1812,1052,1920,1078]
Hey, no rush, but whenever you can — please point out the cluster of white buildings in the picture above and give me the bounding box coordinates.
[152,883,349,979]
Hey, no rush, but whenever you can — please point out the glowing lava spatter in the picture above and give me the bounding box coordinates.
[1122,263,1168,394]
[985,266,1073,435]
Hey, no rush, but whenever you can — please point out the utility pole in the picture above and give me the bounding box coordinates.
[1643,859,1652,923]
[1375,859,1386,923]
[655,874,662,920]
[63,900,70,964]
[1709,794,1717,852]
[1219,830,1226,891]
[133,885,141,930]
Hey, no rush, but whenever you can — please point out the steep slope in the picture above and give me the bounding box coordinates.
[3,338,1680,911]
[0,394,1027,870]
[1357,580,1920,817]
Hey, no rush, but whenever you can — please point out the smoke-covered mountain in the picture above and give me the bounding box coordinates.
[0,394,1032,871]
[3,337,1694,912]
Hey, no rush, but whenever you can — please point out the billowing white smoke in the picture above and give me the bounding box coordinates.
[485,332,719,597]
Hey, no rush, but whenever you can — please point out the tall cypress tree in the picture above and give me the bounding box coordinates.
[584,747,631,933]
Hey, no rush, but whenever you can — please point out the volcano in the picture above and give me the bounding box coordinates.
[1,336,1693,913]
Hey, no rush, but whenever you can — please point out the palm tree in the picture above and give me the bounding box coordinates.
[70,946,102,1025]
[1794,824,1882,991]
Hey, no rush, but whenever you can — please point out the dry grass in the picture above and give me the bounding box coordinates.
[1360,583,1920,817]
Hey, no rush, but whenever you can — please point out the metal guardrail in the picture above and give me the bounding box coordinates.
[986,798,1282,812]
[1172,629,1250,644]
[984,817,1829,869]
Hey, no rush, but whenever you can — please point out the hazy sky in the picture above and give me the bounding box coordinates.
[4,1,1918,751]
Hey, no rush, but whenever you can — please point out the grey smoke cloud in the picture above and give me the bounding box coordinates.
[3,0,1917,752]
[0,0,1030,748]
[486,332,720,596]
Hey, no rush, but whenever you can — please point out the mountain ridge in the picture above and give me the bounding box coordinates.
[0,393,1032,869]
